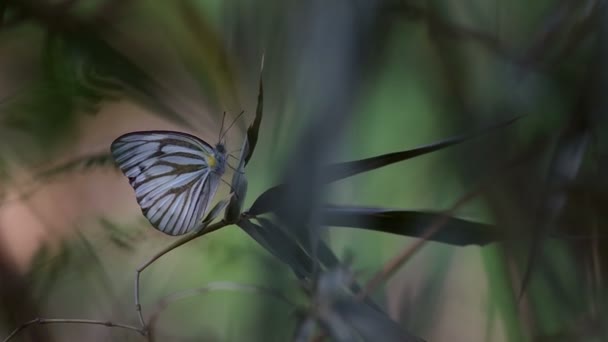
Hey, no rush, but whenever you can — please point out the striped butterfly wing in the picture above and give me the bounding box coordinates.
[111,131,222,236]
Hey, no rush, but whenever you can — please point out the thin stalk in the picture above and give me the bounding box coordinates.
[134,219,230,330]
[3,318,144,342]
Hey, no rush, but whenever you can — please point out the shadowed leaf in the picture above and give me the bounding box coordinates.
[331,300,425,342]
[237,219,315,279]
[0,152,115,208]
[226,135,250,222]
[314,266,425,342]
[293,316,317,342]
[244,61,264,166]
[237,217,351,282]
[248,117,520,216]
[176,0,240,108]
[519,113,590,297]
[99,218,136,251]
[322,205,500,246]
[255,217,344,271]
[201,196,231,228]
[35,152,114,180]
[48,29,190,126]
[250,217,381,310]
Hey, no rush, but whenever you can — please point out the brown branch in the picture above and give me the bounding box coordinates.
[134,219,231,330]
[389,0,598,74]
[146,282,296,340]
[2,318,144,342]
[385,2,511,59]
[359,187,484,299]
[3,0,133,32]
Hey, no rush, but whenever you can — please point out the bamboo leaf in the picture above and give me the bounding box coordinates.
[322,205,499,246]
[248,117,520,216]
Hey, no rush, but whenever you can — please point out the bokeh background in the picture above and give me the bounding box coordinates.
[1,0,607,341]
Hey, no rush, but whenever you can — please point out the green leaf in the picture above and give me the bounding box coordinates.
[48,29,190,125]
[237,219,316,279]
[244,61,264,166]
[225,135,250,222]
[519,114,590,297]
[322,205,499,246]
[247,117,520,216]
[314,266,425,342]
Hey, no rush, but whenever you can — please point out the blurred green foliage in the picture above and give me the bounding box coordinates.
[1,0,607,341]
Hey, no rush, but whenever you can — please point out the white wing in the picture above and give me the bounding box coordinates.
[111,131,221,235]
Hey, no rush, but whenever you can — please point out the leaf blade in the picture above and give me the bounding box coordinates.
[244,59,264,166]
[248,117,520,216]
[322,205,500,246]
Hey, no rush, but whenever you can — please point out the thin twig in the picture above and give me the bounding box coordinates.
[311,188,485,342]
[359,188,483,298]
[2,318,144,342]
[134,219,230,329]
[386,2,511,60]
[146,281,296,338]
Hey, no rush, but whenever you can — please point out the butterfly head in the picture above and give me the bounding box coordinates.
[210,143,227,174]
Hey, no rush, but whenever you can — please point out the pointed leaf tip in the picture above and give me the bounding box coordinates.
[244,66,264,166]
[247,117,520,215]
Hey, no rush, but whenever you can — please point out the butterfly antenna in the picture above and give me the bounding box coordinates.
[220,110,245,142]
[226,162,245,174]
[220,178,238,193]
[227,154,240,161]
[218,111,227,142]
[226,162,241,173]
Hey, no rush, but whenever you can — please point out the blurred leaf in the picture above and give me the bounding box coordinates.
[250,217,377,308]
[27,244,66,301]
[99,218,136,251]
[322,205,499,246]
[254,217,345,272]
[248,140,462,217]
[330,300,425,342]
[0,25,192,171]
[47,28,190,125]
[226,175,248,223]
[293,316,317,342]
[35,152,114,180]
[561,182,608,234]
[239,216,370,301]
[201,196,231,227]
[27,231,108,301]
[314,264,355,301]
[265,0,377,265]
[314,266,425,342]
[248,117,520,216]
[520,111,590,297]
[1,73,79,159]
[226,135,250,222]
[0,152,115,207]
[43,33,121,114]
[237,218,315,279]
[28,221,145,300]
[227,174,248,220]
[176,0,240,108]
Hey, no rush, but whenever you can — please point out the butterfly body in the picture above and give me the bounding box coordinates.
[111,131,227,236]
[207,143,227,174]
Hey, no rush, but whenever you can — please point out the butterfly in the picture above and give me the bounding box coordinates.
[110,130,228,236]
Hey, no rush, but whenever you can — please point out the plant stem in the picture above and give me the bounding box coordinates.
[134,219,230,329]
[360,188,482,298]
[146,281,295,339]
[2,318,144,342]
